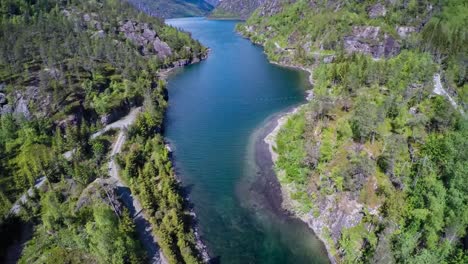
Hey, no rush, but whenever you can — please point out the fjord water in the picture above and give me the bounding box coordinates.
[165,17,329,263]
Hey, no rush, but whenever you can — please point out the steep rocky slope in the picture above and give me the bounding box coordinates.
[239,0,467,263]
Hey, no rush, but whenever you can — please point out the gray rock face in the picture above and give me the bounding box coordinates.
[14,97,31,119]
[0,83,5,92]
[171,59,190,68]
[153,38,172,59]
[397,26,416,38]
[258,0,295,17]
[307,193,364,243]
[119,20,172,59]
[368,3,387,18]
[344,26,400,58]
[0,93,6,105]
[0,105,12,115]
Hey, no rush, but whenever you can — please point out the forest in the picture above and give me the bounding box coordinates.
[0,0,206,262]
[240,0,467,263]
[117,82,204,263]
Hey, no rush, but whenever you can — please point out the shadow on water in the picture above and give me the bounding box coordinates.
[1,216,33,264]
[209,256,221,264]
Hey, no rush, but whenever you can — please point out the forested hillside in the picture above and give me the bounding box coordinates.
[239,0,467,263]
[0,0,207,262]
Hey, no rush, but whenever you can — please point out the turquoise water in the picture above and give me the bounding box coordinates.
[165,17,329,264]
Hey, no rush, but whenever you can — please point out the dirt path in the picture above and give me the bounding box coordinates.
[108,128,167,264]
[11,107,142,215]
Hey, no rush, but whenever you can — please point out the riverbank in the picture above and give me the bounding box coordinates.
[159,56,212,264]
[260,104,338,264]
[255,58,338,263]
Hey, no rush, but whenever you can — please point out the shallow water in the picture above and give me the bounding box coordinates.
[165,17,329,264]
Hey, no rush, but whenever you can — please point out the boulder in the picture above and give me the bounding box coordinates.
[153,38,172,59]
[323,55,335,64]
[397,26,416,38]
[14,97,31,119]
[83,13,91,22]
[368,3,387,18]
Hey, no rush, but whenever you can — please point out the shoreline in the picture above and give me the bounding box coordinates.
[260,104,338,264]
[255,59,337,263]
[159,55,212,264]
[237,22,339,262]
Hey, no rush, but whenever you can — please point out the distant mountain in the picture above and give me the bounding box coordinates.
[210,0,270,20]
[128,0,216,18]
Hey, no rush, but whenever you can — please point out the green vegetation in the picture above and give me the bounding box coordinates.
[0,0,206,262]
[209,8,240,19]
[19,182,145,264]
[241,0,467,263]
[118,82,203,263]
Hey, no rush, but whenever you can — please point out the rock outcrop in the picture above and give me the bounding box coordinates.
[13,97,30,119]
[76,178,122,213]
[302,193,370,263]
[0,93,6,105]
[396,26,416,38]
[119,20,172,59]
[368,3,387,18]
[344,26,400,58]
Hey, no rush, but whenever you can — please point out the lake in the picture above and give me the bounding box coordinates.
[165,17,329,264]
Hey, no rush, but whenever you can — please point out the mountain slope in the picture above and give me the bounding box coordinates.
[238,0,467,263]
[0,0,208,263]
[128,0,215,18]
[210,0,270,19]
